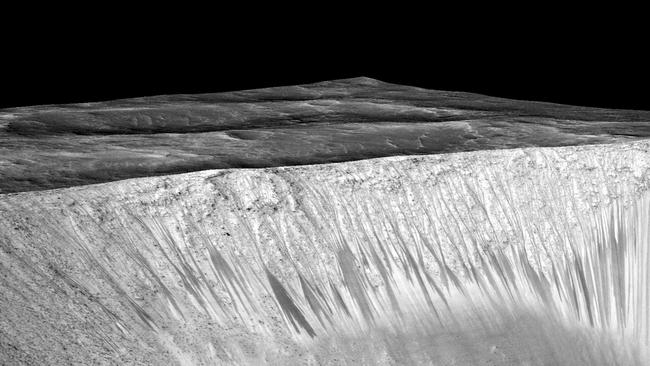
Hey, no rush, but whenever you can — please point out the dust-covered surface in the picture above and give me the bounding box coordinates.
[1,141,650,364]
[2,77,650,193]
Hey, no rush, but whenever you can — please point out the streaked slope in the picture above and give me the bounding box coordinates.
[1,141,649,364]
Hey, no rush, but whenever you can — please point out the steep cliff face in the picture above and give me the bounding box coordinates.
[0,142,650,364]
[1,141,649,364]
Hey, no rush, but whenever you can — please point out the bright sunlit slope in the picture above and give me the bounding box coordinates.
[1,140,650,364]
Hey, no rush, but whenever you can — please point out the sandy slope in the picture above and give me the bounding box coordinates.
[1,140,649,364]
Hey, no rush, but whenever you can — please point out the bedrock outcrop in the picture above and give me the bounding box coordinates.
[2,77,650,193]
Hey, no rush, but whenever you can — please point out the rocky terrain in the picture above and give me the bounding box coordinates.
[2,139,650,364]
[1,79,650,364]
[1,77,650,193]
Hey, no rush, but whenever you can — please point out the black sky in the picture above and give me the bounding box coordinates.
[2,19,648,111]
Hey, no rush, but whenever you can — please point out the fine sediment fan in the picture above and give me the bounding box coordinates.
[1,140,650,364]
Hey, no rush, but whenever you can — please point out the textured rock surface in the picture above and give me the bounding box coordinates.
[1,141,649,364]
[2,78,650,364]
[2,77,650,193]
